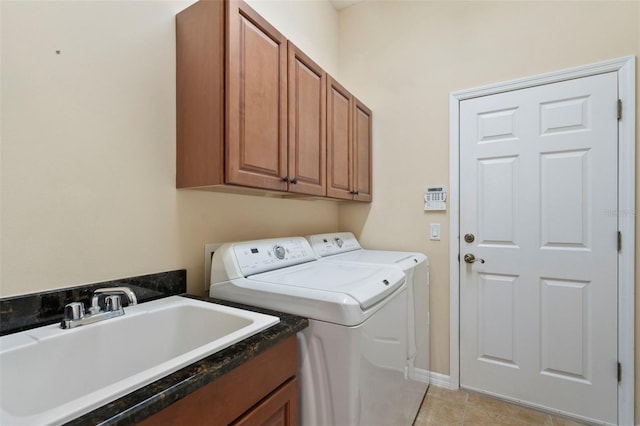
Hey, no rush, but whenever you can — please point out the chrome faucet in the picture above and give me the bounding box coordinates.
[89,287,137,314]
[60,287,137,329]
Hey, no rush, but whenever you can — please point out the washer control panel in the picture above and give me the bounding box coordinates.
[307,232,361,257]
[234,237,316,276]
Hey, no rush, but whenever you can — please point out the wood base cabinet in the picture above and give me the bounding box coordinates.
[327,76,372,202]
[139,336,298,426]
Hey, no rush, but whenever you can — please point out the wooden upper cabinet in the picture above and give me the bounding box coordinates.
[226,0,288,191]
[327,76,372,202]
[176,0,371,201]
[327,76,352,200]
[287,42,326,196]
[176,0,287,191]
[353,99,372,202]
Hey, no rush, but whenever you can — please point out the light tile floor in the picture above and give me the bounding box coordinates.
[413,386,589,426]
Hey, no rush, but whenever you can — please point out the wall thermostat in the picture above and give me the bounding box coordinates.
[424,186,446,211]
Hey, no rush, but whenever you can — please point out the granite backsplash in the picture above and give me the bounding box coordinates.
[0,270,186,336]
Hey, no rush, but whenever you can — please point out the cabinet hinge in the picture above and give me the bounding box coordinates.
[617,231,622,252]
[618,362,621,382]
[617,99,622,120]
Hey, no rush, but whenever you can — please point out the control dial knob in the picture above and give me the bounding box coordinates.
[273,245,286,260]
[334,237,344,248]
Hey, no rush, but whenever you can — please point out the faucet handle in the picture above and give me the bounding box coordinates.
[64,302,85,320]
[105,295,122,312]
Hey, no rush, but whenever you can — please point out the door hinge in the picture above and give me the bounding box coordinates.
[618,362,621,382]
[617,99,622,120]
[617,231,622,251]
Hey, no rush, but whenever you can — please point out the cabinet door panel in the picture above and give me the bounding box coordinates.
[227,0,287,191]
[327,77,352,200]
[353,100,372,202]
[232,378,299,426]
[288,43,326,196]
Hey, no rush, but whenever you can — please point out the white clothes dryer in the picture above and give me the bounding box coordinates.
[306,232,430,421]
[210,237,413,426]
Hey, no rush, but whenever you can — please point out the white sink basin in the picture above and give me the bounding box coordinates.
[0,295,279,425]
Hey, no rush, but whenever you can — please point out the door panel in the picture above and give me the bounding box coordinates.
[540,278,590,380]
[540,150,590,248]
[226,1,287,191]
[477,273,518,366]
[459,72,618,424]
[477,157,518,246]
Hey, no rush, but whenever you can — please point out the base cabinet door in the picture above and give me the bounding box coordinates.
[233,378,299,426]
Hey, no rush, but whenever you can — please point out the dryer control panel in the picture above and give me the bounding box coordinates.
[307,232,361,257]
[233,237,316,277]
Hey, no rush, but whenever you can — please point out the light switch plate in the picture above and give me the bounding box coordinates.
[430,223,441,240]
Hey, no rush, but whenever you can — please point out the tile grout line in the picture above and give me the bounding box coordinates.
[461,389,468,425]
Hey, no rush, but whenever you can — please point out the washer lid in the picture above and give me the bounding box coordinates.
[250,262,405,310]
[331,249,427,266]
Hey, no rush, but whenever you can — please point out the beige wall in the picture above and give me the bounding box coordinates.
[337,0,640,422]
[0,0,340,298]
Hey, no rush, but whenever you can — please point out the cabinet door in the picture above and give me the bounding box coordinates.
[326,76,352,200]
[352,99,372,202]
[287,42,326,196]
[226,0,288,191]
[232,378,299,426]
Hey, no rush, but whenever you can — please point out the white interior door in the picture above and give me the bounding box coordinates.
[459,72,618,424]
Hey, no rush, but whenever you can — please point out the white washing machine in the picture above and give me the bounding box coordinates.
[306,232,430,420]
[210,237,413,426]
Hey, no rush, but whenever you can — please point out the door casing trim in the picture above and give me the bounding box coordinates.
[448,56,636,425]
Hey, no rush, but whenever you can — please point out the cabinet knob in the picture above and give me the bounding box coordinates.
[282,176,290,183]
[291,178,298,184]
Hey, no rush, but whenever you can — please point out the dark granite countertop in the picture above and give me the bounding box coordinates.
[63,294,307,425]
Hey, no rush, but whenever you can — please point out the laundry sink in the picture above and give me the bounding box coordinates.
[0,295,279,426]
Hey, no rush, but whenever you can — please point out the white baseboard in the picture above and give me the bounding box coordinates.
[429,371,451,388]
[413,369,451,388]
[413,368,430,383]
